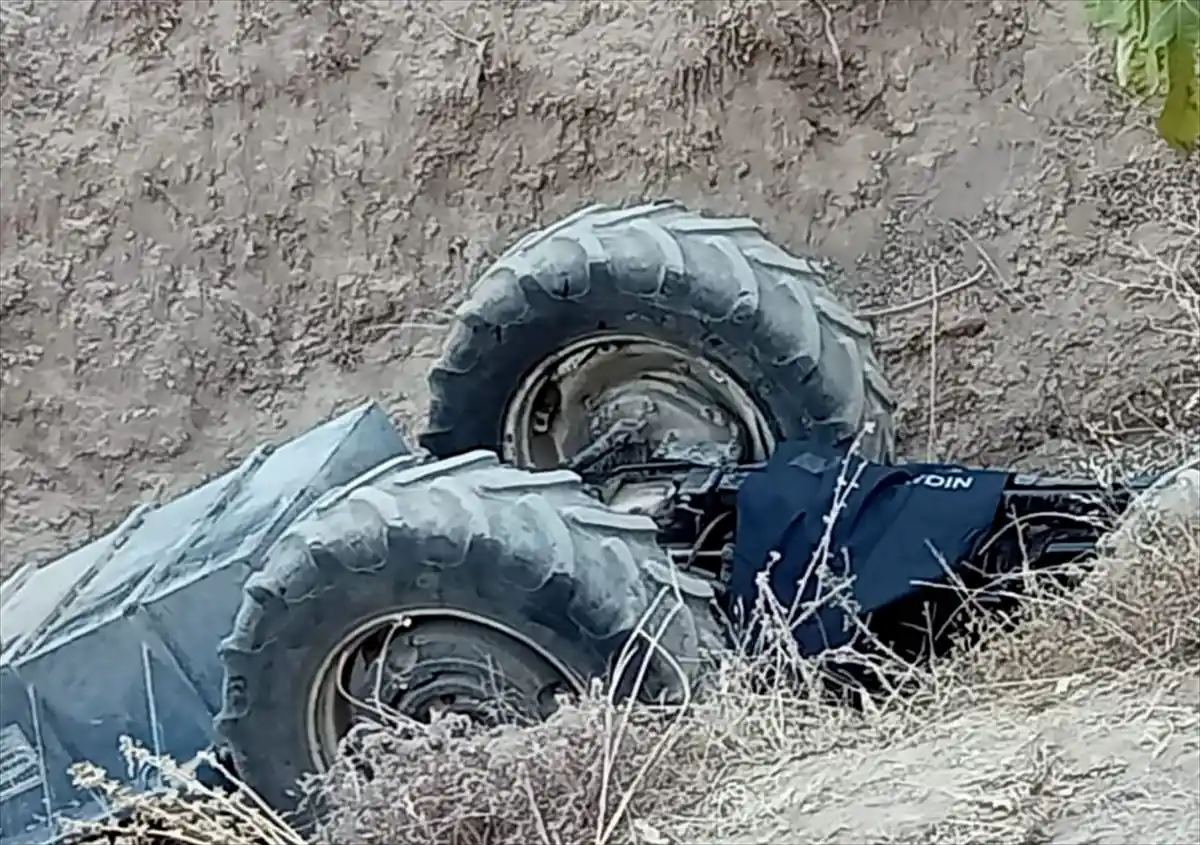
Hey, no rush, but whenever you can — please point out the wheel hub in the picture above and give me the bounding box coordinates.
[504,334,774,468]
[306,614,573,771]
[368,655,532,727]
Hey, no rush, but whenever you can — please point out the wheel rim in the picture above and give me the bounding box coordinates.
[305,611,579,771]
[502,333,775,468]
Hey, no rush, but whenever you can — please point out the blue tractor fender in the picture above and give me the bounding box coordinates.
[0,402,414,845]
[727,440,1013,655]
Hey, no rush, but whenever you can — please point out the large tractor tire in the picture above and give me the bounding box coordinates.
[420,200,896,467]
[214,451,711,813]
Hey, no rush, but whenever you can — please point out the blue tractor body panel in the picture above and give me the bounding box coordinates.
[0,402,412,844]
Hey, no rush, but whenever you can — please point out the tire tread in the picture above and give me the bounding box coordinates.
[215,455,703,807]
[422,200,896,460]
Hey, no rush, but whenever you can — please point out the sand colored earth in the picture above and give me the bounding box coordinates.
[3,0,1195,569]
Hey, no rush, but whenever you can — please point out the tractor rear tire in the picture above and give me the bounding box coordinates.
[419,199,896,465]
[214,451,712,814]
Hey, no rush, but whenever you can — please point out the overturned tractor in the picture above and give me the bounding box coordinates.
[1,201,1194,843]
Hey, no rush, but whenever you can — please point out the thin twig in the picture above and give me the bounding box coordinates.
[856,267,986,319]
[418,5,495,98]
[367,320,453,335]
[597,597,689,845]
[420,7,485,49]
[926,264,939,462]
[519,762,554,845]
[945,218,1022,304]
[813,0,845,90]
[69,823,211,845]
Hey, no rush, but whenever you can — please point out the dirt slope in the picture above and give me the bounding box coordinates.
[694,674,1200,845]
[2,0,1195,572]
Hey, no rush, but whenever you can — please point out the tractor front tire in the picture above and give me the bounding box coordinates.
[214,452,710,814]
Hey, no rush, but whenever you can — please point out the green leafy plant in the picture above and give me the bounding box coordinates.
[1085,0,1200,153]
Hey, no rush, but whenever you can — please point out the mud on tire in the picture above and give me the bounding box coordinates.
[214,451,709,813]
[420,199,896,464]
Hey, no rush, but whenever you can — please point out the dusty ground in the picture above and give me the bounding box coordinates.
[3,0,1196,569]
[1,0,1198,842]
[691,675,1200,845]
